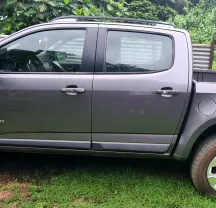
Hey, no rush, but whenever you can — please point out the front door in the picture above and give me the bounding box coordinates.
[92,26,190,153]
[0,25,98,149]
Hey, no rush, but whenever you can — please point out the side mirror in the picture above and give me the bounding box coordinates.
[56,51,67,62]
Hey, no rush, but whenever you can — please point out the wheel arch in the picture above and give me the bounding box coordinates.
[188,124,216,161]
[173,118,216,160]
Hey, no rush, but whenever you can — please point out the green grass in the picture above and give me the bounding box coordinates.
[0,154,216,208]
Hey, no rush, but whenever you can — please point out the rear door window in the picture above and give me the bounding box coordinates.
[105,31,173,73]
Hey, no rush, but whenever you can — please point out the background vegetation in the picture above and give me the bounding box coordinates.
[0,0,215,43]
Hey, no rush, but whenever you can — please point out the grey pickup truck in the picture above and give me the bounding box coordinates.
[1,16,216,195]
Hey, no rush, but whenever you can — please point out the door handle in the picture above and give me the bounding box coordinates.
[61,87,85,95]
[156,90,180,95]
[156,88,180,97]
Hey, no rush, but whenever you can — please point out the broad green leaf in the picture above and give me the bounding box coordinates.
[116,12,121,16]
[83,0,90,3]
[107,4,113,12]
[69,4,78,10]
[38,13,45,19]
[47,2,56,7]
[23,12,30,17]
[76,9,82,15]
[52,8,59,16]
[83,9,88,16]
[63,0,71,5]
[83,6,89,13]
[38,4,47,12]
[118,3,123,10]
[89,7,97,14]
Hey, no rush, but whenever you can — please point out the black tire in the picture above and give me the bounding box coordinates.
[191,135,216,195]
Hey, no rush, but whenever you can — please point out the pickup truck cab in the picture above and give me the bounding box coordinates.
[0,16,216,195]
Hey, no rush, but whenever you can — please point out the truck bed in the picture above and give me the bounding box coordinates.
[193,70,216,82]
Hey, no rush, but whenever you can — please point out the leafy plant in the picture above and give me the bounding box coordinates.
[1,0,216,44]
[171,0,216,43]
[127,0,177,21]
[0,0,128,34]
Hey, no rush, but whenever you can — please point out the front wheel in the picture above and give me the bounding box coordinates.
[191,135,216,195]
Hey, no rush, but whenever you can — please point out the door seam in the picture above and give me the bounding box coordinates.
[91,25,99,149]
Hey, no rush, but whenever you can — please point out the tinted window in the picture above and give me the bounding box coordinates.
[106,31,173,73]
[0,30,86,73]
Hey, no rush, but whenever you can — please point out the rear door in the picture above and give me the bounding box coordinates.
[0,24,98,149]
[92,24,189,153]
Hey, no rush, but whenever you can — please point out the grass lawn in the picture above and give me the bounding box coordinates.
[0,153,216,208]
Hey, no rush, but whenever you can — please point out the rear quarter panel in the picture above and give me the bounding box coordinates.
[174,81,216,160]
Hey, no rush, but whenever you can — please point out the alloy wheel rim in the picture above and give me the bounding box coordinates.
[207,157,216,190]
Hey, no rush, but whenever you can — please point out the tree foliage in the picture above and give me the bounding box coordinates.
[126,0,189,14]
[172,0,216,43]
[0,0,216,44]
[126,0,194,21]
[0,0,128,34]
[127,0,177,21]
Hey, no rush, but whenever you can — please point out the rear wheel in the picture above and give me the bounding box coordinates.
[191,135,216,195]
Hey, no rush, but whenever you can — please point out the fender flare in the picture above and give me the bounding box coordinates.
[173,117,216,160]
